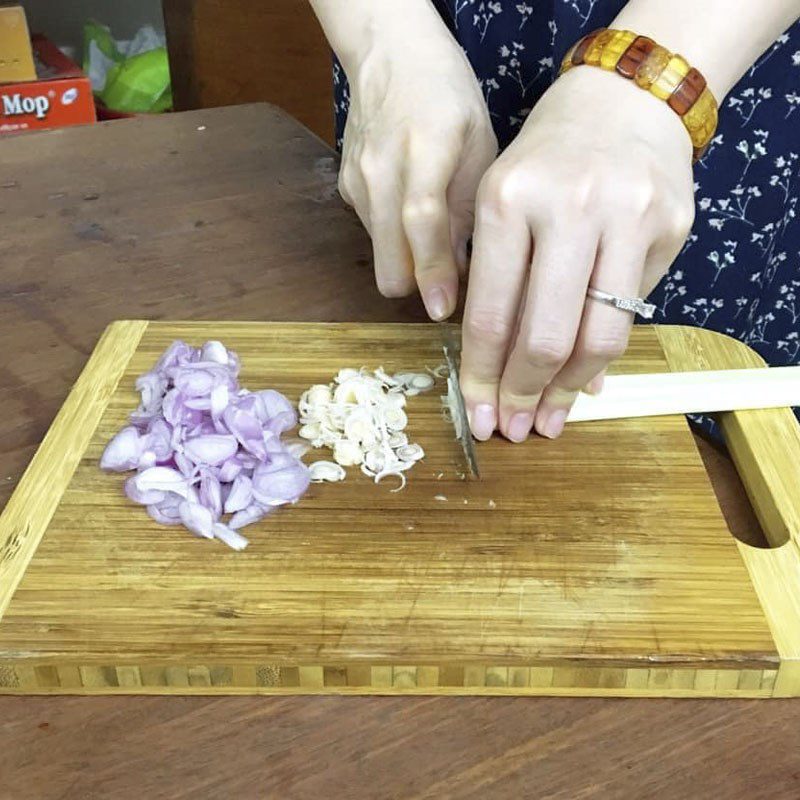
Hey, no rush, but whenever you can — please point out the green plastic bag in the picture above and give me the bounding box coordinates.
[83,20,172,114]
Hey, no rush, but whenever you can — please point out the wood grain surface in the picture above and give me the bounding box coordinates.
[0,321,791,697]
[0,105,797,797]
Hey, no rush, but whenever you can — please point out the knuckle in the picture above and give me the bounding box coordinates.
[523,335,572,370]
[669,203,695,239]
[465,308,514,346]
[579,332,629,362]
[552,175,595,213]
[609,176,656,217]
[402,194,444,229]
[477,166,524,220]
[357,149,383,181]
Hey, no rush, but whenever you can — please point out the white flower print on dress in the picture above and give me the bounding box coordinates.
[473,2,503,42]
[775,278,800,325]
[561,0,600,29]
[749,33,790,76]
[728,87,773,127]
[707,240,739,286]
[516,3,534,29]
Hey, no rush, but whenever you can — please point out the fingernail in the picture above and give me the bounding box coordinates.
[539,408,568,440]
[425,287,449,321]
[585,373,605,395]
[507,412,534,443]
[469,403,496,440]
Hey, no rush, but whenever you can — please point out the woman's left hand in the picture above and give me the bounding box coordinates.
[460,65,696,443]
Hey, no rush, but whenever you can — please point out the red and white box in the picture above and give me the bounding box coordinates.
[0,34,96,135]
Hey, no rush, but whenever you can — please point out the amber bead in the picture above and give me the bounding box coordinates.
[584,29,616,66]
[616,36,655,79]
[634,45,672,90]
[683,87,718,148]
[650,54,691,100]
[668,68,707,116]
[561,42,578,73]
[571,29,601,66]
[599,29,637,70]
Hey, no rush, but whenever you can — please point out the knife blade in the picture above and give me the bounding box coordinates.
[441,325,480,479]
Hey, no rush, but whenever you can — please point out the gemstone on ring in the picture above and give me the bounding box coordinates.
[586,287,656,319]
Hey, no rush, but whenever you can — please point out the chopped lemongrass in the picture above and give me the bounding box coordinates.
[298,367,436,490]
[309,461,346,482]
[333,438,364,466]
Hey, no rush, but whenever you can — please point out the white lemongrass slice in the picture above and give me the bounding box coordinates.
[333,438,364,466]
[307,384,332,405]
[384,392,407,409]
[309,461,346,482]
[344,409,377,446]
[299,422,322,440]
[374,367,398,387]
[335,368,360,384]
[396,444,424,462]
[387,431,408,448]
[408,374,434,391]
[364,448,386,474]
[384,407,408,431]
[333,379,363,404]
[300,406,329,423]
[375,470,407,493]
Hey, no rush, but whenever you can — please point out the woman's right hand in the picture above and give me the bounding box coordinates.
[335,2,497,320]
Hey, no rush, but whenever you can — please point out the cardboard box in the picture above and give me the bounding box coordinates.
[0,35,96,135]
[0,5,36,83]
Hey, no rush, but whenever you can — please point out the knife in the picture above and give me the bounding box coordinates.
[441,325,480,479]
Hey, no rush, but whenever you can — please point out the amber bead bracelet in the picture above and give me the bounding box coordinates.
[560,28,718,161]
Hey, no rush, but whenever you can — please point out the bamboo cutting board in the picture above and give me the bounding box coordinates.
[0,322,798,697]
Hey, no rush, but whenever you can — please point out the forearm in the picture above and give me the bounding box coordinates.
[612,0,800,98]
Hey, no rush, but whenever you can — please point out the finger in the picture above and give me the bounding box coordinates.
[402,144,464,320]
[368,191,416,297]
[533,235,646,439]
[497,226,599,442]
[447,133,497,275]
[584,369,606,395]
[460,172,532,440]
[361,149,416,298]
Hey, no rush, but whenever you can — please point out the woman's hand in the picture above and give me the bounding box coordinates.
[461,66,695,442]
[336,3,497,320]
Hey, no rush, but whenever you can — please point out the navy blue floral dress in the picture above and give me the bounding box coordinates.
[334,2,800,416]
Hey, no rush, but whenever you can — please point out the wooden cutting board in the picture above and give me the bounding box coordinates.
[1,321,798,697]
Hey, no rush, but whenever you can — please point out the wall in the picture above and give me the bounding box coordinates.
[21,0,164,56]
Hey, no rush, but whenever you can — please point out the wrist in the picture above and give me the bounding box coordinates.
[560,28,717,160]
[312,0,449,80]
[544,67,693,162]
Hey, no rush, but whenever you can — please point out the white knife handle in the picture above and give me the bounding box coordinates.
[567,367,800,423]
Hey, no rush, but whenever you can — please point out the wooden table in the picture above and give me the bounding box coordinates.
[0,105,796,799]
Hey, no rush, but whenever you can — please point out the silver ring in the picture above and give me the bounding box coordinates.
[587,287,656,320]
